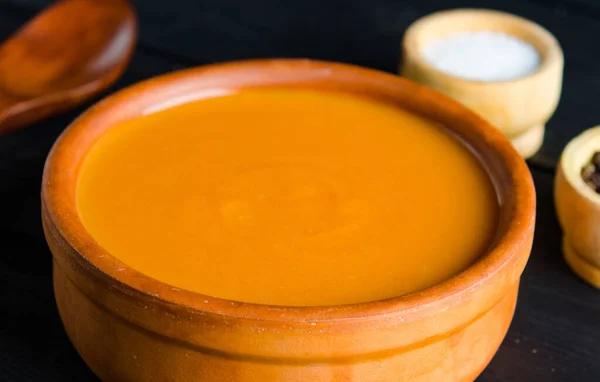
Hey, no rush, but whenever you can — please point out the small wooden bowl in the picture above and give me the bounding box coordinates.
[555,127,600,287]
[42,59,535,381]
[401,9,563,159]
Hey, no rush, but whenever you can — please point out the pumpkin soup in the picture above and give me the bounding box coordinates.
[76,88,498,306]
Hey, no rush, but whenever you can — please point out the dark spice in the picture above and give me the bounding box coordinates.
[581,152,600,193]
[593,152,600,168]
[582,163,596,180]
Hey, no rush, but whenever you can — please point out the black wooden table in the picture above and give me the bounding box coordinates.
[1,0,599,380]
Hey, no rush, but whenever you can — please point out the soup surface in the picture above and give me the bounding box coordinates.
[77,88,498,306]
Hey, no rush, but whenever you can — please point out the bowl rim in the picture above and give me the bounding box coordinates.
[42,58,536,323]
[402,8,563,86]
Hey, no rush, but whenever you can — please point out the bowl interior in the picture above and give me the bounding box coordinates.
[404,9,561,82]
[42,59,535,321]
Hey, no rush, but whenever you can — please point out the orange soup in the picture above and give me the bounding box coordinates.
[76,89,498,306]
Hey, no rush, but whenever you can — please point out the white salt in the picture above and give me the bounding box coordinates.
[422,31,541,82]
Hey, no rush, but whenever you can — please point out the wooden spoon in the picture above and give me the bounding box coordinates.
[0,0,137,134]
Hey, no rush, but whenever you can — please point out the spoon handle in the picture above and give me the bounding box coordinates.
[0,91,21,134]
[0,92,77,135]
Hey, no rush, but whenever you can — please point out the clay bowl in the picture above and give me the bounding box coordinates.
[555,126,600,288]
[401,9,563,159]
[42,59,535,381]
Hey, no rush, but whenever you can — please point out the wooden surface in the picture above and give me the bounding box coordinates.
[0,0,598,380]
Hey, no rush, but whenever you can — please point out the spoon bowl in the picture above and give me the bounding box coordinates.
[0,0,136,133]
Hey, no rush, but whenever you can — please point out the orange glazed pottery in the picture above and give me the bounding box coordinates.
[42,60,536,381]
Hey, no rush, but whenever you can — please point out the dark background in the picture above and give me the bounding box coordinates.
[1,0,599,380]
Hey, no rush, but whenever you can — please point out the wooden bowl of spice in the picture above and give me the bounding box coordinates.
[401,9,563,159]
[556,126,600,287]
[43,59,535,381]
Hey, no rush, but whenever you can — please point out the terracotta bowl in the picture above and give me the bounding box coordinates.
[42,59,536,381]
[401,9,563,159]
